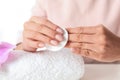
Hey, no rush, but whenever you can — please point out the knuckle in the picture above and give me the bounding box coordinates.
[82,49,90,56]
[76,34,83,42]
[78,27,84,33]
[76,34,80,41]
[78,43,84,47]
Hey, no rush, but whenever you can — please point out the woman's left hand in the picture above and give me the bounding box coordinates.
[66,24,120,62]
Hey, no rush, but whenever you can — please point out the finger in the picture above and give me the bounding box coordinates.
[66,42,96,50]
[30,16,63,33]
[24,38,45,48]
[69,34,95,43]
[66,42,86,48]
[66,26,97,34]
[24,47,36,52]
[23,41,37,52]
[71,48,100,61]
[71,48,92,57]
[24,22,63,41]
[23,30,59,46]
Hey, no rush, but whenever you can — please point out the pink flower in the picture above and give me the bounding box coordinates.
[0,42,15,65]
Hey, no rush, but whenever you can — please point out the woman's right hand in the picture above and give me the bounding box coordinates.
[22,16,64,52]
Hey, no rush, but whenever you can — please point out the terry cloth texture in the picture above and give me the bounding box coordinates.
[0,48,84,80]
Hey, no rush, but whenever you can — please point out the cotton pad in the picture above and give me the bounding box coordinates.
[0,48,84,80]
[37,27,68,51]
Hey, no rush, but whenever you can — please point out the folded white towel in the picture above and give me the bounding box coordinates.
[0,48,84,80]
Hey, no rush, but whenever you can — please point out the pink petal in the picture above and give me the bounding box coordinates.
[0,42,16,65]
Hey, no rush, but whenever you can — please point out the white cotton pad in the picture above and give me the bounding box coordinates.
[0,48,84,80]
[37,27,68,51]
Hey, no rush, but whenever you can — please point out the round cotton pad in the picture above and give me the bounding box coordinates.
[37,27,68,51]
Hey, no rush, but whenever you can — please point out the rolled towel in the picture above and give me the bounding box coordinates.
[0,48,84,80]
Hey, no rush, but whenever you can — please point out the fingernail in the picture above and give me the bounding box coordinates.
[50,40,59,46]
[38,43,45,47]
[55,34,64,41]
[56,28,63,34]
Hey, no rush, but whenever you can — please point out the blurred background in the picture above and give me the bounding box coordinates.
[0,0,35,44]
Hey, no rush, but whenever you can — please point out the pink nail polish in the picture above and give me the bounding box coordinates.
[55,34,64,41]
[38,43,45,47]
[56,28,64,34]
[50,40,58,46]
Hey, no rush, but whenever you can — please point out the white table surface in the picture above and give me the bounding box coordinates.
[81,64,120,80]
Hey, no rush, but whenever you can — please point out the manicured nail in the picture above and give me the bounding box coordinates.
[38,43,45,47]
[56,28,63,34]
[50,40,59,45]
[55,34,64,41]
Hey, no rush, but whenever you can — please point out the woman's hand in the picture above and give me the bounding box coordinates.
[22,16,64,52]
[66,24,120,62]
